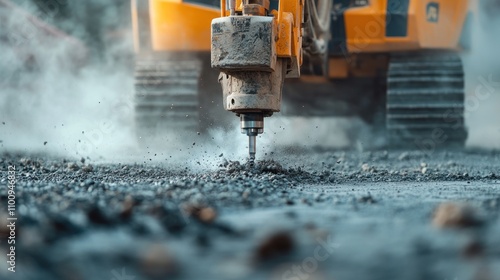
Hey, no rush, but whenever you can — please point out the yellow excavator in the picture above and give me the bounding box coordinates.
[132,0,476,160]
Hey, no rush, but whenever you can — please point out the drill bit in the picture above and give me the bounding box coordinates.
[240,113,264,165]
[248,135,256,163]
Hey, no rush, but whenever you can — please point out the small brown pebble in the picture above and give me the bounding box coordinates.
[255,231,295,262]
[140,245,178,277]
[462,240,484,259]
[82,164,93,173]
[432,202,482,229]
[199,207,217,223]
[183,204,217,223]
[66,162,79,171]
[120,196,135,220]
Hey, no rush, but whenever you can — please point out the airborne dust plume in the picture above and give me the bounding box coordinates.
[0,0,498,167]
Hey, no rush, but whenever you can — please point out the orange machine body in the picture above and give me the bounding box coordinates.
[342,0,472,53]
[132,0,219,53]
[325,0,476,78]
[132,0,476,78]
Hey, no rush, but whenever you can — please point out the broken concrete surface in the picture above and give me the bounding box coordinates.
[1,150,499,279]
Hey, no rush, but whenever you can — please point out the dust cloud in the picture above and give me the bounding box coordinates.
[0,0,137,160]
[263,116,366,150]
[0,0,363,168]
[462,5,500,150]
[0,0,498,168]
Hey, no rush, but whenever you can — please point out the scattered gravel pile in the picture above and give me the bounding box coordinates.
[0,149,499,280]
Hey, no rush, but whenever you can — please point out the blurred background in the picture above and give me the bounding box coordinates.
[0,0,136,159]
[0,0,499,162]
[0,2,499,280]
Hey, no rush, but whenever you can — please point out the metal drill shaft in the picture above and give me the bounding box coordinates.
[249,135,256,161]
[240,113,264,163]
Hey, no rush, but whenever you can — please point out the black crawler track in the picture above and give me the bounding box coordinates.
[386,53,468,148]
[134,57,202,139]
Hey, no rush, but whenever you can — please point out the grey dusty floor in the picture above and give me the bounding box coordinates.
[0,149,499,280]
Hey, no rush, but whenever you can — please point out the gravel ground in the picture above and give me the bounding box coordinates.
[0,149,499,280]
